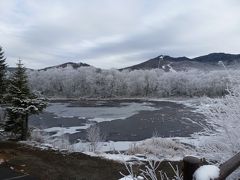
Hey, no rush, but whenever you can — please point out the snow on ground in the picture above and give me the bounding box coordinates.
[84,152,146,163]
[119,175,144,180]
[44,125,91,136]
[193,165,220,180]
[71,141,134,153]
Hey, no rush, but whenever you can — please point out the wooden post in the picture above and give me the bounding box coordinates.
[183,156,203,180]
[218,152,240,180]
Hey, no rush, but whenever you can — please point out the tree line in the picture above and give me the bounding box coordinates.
[28,66,234,98]
[0,46,46,140]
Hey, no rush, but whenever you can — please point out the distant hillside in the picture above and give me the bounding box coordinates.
[7,62,91,73]
[7,53,240,73]
[40,62,91,71]
[193,53,240,64]
[7,67,34,73]
[122,53,240,71]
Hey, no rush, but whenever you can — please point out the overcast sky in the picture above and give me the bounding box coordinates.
[1,0,240,69]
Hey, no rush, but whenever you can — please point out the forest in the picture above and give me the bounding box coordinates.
[28,67,234,98]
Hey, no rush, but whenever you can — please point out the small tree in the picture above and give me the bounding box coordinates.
[86,125,105,152]
[0,46,7,103]
[4,60,47,140]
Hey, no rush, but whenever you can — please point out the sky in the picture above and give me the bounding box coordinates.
[1,0,240,69]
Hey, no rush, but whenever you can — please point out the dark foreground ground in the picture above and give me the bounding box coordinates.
[0,141,182,180]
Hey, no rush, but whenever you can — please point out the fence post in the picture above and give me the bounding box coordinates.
[183,156,203,180]
[218,152,240,179]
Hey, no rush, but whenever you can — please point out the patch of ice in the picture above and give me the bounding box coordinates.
[61,116,74,118]
[89,117,125,122]
[45,102,158,122]
[193,165,220,180]
[44,125,91,136]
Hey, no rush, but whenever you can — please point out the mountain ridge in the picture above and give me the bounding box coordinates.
[39,62,91,71]
[7,53,240,72]
[121,53,240,71]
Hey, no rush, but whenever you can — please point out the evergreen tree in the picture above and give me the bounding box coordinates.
[4,60,47,140]
[0,46,7,103]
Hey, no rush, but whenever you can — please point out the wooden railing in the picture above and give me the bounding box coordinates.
[183,152,240,180]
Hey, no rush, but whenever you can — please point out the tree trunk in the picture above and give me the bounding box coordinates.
[21,114,28,141]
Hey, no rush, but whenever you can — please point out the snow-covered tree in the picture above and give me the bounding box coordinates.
[0,46,7,103]
[3,60,47,140]
[87,125,105,152]
[27,66,233,98]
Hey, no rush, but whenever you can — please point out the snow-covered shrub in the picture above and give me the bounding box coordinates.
[197,73,240,179]
[51,134,73,151]
[86,125,105,152]
[29,128,49,143]
[128,137,192,159]
[199,85,240,162]
[120,160,183,180]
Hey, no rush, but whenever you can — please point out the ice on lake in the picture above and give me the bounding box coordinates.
[46,102,158,122]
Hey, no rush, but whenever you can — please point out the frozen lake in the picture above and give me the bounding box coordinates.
[29,99,205,143]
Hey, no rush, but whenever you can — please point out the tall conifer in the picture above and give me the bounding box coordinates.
[0,46,7,103]
[4,60,46,140]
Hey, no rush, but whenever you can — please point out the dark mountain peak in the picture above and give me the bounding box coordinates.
[163,55,190,61]
[122,53,240,71]
[193,53,240,64]
[122,55,191,71]
[40,62,91,71]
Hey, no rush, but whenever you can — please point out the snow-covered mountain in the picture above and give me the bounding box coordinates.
[40,62,91,71]
[7,53,240,72]
[121,53,240,71]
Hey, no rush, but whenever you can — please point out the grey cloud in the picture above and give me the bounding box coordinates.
[1,0,240,69]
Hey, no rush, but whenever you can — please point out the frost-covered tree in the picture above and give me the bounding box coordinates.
[27,66,232,98]
[87,125,105,152]
[4,60,47,140]
[200,85,240,160]
[0,46,7,103]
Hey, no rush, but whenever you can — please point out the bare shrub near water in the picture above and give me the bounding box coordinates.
[29,128,49,143]
[128,137,192,159]
[52,134,73,151]
[86,125,105,152]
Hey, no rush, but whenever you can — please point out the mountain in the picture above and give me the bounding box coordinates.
[193,53,240,65]
[40,62,91,71]
[121,53,240,71]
